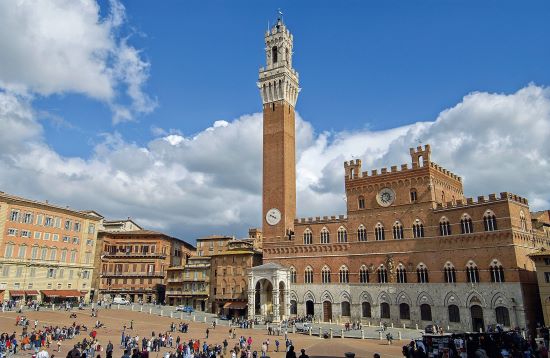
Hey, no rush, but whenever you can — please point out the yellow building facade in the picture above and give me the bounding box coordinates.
[0,192,101,303]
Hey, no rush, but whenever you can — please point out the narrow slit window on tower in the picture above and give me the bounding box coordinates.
[272,46,278,63]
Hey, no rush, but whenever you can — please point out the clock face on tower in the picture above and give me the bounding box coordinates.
[376,188,396,207]
[265,208,282,226]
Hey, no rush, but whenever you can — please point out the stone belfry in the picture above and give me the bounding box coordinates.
[258,15,300,242]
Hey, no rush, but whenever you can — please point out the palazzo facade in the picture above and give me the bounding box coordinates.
[249,17,549,331]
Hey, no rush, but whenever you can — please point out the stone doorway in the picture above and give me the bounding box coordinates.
[306,300,315,316]
[323,301,333,322]
[471,305,485,332]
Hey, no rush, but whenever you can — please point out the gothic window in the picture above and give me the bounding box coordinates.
[444,262,456,283]
[359,265,369,283]
[303,229,312,245]
[290,266,297,284]
[320,228,330,244]
[399,303,411,320]
[285,48,289,66]
[416,263,429,283]
[337,227,348,243]
[377,265,388,283]
[357,225,367,242]
[466,261,480,283]
[393,221,404,240]
[460,214,474,234]
[440,217,452,236]
[380,302,390,319]
[358,196,365,209]
[483,211,498,231]
[420,304,432,321]
[495,307,510,326]
[339,265,349,283]
[413,219,425,238]
[375,223,385,241]
[489,260,505,283]
[304,266,313,284]
[272,46,278,63]
[410,189,417,203]
[520,211,527,232]
[448,305,460,323]
[396,264,407,283]
[321,266,331,283]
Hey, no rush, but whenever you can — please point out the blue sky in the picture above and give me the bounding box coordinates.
[1,0,550,241]
[39,0,550,158]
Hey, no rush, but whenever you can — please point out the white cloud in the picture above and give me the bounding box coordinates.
[0,0,155,122]
[0,85,549,241]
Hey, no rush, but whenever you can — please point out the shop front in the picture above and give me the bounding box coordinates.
[222,301,248,319]
[41,290,86,304]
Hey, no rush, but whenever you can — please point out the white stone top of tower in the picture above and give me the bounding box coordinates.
[257,17,300,107]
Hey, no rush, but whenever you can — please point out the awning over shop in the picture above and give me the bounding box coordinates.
[25,290,39,295]
[9,290,25,296]
[41,290,85,298]
[223,301,247,310]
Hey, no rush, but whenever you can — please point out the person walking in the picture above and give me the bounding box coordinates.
[286,345,297,358]
[206,328,210,339]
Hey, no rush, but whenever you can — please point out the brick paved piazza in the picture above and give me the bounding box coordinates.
[0,307,405,358]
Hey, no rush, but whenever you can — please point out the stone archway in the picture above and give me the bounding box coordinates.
[323,301,333,322]
[471,305,485,332]
[306,300,314,316]
[248,262,290,323]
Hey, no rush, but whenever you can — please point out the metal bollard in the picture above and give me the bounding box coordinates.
[131,305,134,311]
[368,321,371,327]
[447,325,450,331]
[180,313,183,320]
[204,317,207,323]
[149,308,152,314]
[292,325,296,334]
[403,323,406,329]
[361,330,364,339]
[329,319,332,324]
[140,306,143,312]
[193,315,196,322]
[319,327,322,339]
[118,304,120,310]
[170,312,173,318]
[379,331,382,340]
[329,328,333,339]
[391,322,394,328]
[309,327,312,336]
[415,324,418,330]
[161,310,164,317]
[341,329,344,339]
[398,331,402,340]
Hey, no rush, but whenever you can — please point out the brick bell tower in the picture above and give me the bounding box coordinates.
[258,16,300,242]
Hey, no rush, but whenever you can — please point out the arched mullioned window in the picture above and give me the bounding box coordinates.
[460,214,474,234]
[489,260,505,283]
[357,225,367,242]
[396,264,407,283]
[358,195,365,209]
[321,266,331,283]
[303,229,312,245]
[339,265,349,283]
[320,228,330,244]
[359,265,369,283]
[413,219,425,238]
[520,211,527,232]
[483,210,498,232]
[304,266,313,284]
[378,265,388,283]
[375,223,385,241]
[417,263,429,283]
[444,262,456,283]
[440,217,452,236]
[392,221,404,240]
[466,261,480,283]
[290,266,297,284]
[337,227,348,243]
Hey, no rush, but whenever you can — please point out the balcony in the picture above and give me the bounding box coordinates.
[101,252,166,259]
[100,271,165,278]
